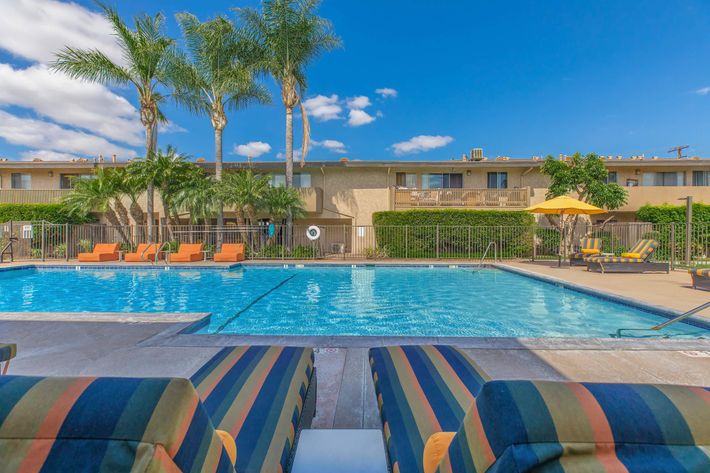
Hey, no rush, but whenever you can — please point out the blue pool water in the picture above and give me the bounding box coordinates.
[0,266,707,338]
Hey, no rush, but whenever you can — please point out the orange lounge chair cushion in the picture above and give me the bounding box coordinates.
[125,244,160,262]
[214,244,245,262]
[78,243,120,262]
[171,243,204,262]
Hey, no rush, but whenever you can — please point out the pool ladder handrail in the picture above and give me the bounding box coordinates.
[155,242,171,265]
[615,299,710,337]
[0,237,18,263]
[479,241,497,267]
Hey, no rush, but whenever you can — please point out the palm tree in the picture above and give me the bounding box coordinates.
[168,13,270,237]
[263,186,306,224]
[174,172,220,224]
[112,168,146,225]
[52,4,173,242]
[238,0,340,232]
[218,169,270,225]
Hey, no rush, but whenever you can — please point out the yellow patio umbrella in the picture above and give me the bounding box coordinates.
[525,196,606,266]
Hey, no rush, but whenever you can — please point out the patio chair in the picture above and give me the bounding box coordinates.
[586,239,669,273]
[214,243,246,262]
[124,243,163,262]
[0,346,316,473]
[77,243,120,262]
[569,237,602,266]
[170,243,205,263]
[689,268,710,291]
[0,343,16,375]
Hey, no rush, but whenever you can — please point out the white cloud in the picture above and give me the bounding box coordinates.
[302,94,343,121]
[346,96,371,110]
[233,141,272,158]
[159,122,187,134]
[375,88,398,98]
[276,150,303,161]
[20,150,82,162]
[0,110,135,158]
[694,87,710,96]
[0,64,143,146]
[391,135,454,155]
[348,109,376,127]
[311,139,347,154]
[0,0,124,64]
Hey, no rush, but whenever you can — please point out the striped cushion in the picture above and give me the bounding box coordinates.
[191,346,314,473]
[587,256,646,263]
[369,346,490,473]
[435,380,710,473]
[630,239,659,259]
[581,238,602,251]
[690,268,710,278]
[0,375,235,472]
[0,344,16,363]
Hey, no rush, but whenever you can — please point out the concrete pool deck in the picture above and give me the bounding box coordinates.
[1,259,709,428]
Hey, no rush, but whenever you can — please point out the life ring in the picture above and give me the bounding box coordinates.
[306,225,321,241]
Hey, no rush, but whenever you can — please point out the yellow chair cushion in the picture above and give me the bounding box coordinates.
[423,432,457,473]
[581,248,601,255]
[621,252,642,259]
[216,430,237,465]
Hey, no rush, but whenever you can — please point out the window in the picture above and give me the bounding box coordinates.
[60,174,94,189]
[642,172,685,186]
[395,172,417,188]
[11,173,31,189]
[421,173,463,189]
[487,172,508,189]
[626,178,638,187]
[693,171,710,186]
[606,171,617,184]
[269,173,311,188]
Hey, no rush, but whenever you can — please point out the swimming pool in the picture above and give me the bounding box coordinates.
[0,265,707,338]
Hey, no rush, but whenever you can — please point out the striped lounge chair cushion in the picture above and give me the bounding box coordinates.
[0,375,235,472]
[191,346,314,473]
[369,345,490,473]
[0,343,16,363]
[690,268,710,278]
[572,237,603,258]
[587,239,659,264]
[435,380,710,473]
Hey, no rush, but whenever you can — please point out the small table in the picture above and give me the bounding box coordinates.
[291,429,388,473]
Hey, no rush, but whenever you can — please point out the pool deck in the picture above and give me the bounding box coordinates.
[1,258,709,429]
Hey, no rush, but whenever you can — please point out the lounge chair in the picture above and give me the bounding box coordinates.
[124,243,163,262]
[0,346,316,473]
[214,243,246,262]
[170,243,205,263]
[689,268,710,291]
[586,238,669,273]
[77,243,120,262]
[369,345,710,473]
[569,237,602,266]
[0,343,16,375]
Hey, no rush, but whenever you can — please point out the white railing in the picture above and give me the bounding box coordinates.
[393,187,530,209]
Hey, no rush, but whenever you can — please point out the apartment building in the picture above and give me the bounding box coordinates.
[1,155,709,226]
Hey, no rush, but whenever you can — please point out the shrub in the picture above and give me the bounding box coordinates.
[0,203,94,224]
[259,244,284,258]
[291,245,317,259]
[637,203,710,260]
[636,203,710,223]
[372,209,534,227]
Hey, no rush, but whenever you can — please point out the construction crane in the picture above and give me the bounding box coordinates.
[668,145,689,159]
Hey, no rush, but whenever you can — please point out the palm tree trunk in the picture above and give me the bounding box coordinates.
[114,199,130,226]
[145,123,156,242]
[285,106,294,250]
[215,126,224,250]
[105,208,130,245]
[129,201,144,226]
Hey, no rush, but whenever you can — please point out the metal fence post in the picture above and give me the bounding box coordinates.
[436,225,440,259]
[405,225,409,259]
[468,226,472,260]
[41,221,45,261]
[670,223,675,270]
[532,223,537,261]
[65,223,70,261]
[685,197,693,267]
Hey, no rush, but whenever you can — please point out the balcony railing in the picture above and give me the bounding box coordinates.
[392,187,530,210]
[0,189,71,204]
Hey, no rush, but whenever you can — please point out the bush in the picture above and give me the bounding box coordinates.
[372,210,535,258]
[0,203,94,224]
[637,204,710,261]
[637,203,710,223]
[291,245,317,259]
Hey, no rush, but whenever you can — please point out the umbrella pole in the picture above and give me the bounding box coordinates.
[559,212,564,268]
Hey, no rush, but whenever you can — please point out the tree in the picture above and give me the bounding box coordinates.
[52,4,173,242]
[112,167,146,225]
[263,186,306,224]
[168,13,270,237]
[174,173,221,225]
[218,169,270,225]
[238,0,340,234]
[541,153,628,249]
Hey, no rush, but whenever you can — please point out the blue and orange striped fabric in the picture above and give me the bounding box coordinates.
[0,343,15,363]
[0,375,235,472]
[369,345,491,473]
[191,346,314,473]
[435,380,710,473]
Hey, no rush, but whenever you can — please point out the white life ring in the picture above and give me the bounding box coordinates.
[306,225,321,241]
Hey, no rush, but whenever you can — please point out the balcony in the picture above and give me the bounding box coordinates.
[392,187,530,210]
[616,186,710,212]
[0,189,71,204]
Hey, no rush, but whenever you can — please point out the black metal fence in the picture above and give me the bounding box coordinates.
[0,221,707,266]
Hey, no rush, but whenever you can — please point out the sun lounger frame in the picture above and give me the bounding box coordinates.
[586,260,670,274]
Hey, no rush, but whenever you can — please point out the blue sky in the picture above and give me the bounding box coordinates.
[1,0,710,162]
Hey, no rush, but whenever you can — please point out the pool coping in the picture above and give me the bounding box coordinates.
[2,262,709,350]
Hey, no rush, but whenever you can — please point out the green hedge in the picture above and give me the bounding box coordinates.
[636,203,710,223]
[0,204,94,224]
[372,210,535,258]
